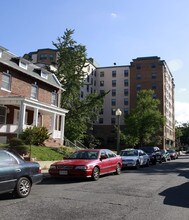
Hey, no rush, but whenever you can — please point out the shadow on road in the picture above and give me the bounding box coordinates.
[159,182,189,208]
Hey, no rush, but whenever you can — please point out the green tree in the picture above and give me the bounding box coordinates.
[53,29,106,143]
[123,90,165,147]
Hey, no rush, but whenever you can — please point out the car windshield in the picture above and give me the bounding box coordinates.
[167,150,174,153]
[141,148,154,153]
[120,150,138,156]
[68,151,99,159]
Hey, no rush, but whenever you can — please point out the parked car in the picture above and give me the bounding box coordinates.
[0,149,43,198]
[140,146,162,165]
[161,150,171,162]
[120,148,150,169]
[167,149,178,160]
[49,149,122,181]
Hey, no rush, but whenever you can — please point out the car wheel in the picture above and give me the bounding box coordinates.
[135,161,140,169]
[115,164,121,175]
[146,160,150,167]
[91,167,100,181]
[152,160,157,165]
[15,177,31,198]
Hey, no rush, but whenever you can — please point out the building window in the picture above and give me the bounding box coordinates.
[41,70,48,79]
[136,73,141,80]
[124,108,129,115]
[112,70,116,77]
[49,54,54,60]
[19,60,28,70]
[112,80,116,87]
[51,92,58,106]
[153,93,157,99]
[87,75,90,82]
[152,83,157,89]
[124,89,128,96]
[39,54,48,60]
[0,106,6,124]
[136,64,141,69]
[99,118,103,124]
[152,73,157,79]
[90,87,93,94]
[100,90,105,95]
[100,71,104,77]
[94,80,96,86]
[124,98,128,105]
[112,99,116,106]
[100,81,104,86]
[124,70,128,77]
[99,109,103,115]
[1,71,11,91]
[112,89,116,96]
[81,91,84,98]
[124,79,128,87]
[111,118,116,124]
[31,84,38,99]
[136,84,141,91]
[111,108,116,115]
[151,63,156,68]
[87,85,89,92]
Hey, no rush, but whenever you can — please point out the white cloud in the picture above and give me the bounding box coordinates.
[167,59,183,72]
[111,13,117,18]
[175,101,189,123]
[177,88,187,93]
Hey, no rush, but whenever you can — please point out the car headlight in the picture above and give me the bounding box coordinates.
[50,165,56,169]
[75,166,88,170]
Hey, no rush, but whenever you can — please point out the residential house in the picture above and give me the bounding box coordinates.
[0,46,68,146]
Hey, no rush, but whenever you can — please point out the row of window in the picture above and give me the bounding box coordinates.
[100,79,129,87]
[1,72,58,106]
[100,70,129,78]
[98,112,129,124]
[99,108,129,116]
[135,63,157,70]
[136,72,157,80]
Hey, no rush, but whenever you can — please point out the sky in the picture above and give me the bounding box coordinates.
[0,0,189,123]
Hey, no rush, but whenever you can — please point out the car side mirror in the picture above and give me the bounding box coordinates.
[100,155,107,160]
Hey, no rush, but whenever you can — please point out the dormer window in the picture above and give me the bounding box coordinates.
[19,60,28,70]
[41,70,48,79]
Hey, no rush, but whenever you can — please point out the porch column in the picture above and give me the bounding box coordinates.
[33,108,39,126]
[18,102,26,135]
[51,113,56,138]
[60,114,65,145]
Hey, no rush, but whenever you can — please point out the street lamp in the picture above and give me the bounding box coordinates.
[116,108,122,155]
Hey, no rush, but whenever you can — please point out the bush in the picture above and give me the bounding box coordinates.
[19,126,50,146]
[8,137,28,155]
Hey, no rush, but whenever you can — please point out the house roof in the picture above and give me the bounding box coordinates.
[0,46,63,90]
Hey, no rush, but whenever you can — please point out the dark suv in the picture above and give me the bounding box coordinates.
[140,146,162,165]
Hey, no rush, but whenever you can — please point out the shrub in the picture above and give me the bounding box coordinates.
[19,126,50,146]
[8,137,28,155]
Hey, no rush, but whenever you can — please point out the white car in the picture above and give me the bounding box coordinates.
[120,149,150,169]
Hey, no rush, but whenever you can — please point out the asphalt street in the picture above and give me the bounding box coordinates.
[0,155,189,220]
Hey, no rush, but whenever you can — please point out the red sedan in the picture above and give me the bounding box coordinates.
[49,149,122,181]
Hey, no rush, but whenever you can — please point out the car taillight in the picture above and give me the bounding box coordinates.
[38,167,42,174]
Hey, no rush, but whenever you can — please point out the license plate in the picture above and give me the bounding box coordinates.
[59,170,68,175]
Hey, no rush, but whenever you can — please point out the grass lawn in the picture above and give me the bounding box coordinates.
[0,144,76,161]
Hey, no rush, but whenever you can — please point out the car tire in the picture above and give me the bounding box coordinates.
[115,164,121,175]
[152,160,156,165]
[91,167,100,181]
[146,160,150,167]
[15,177,31,198]
[135,161,140,169]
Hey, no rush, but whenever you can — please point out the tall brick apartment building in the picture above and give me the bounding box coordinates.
[23,49,175,149]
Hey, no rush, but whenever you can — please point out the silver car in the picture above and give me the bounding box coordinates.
[120,148,150,169]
